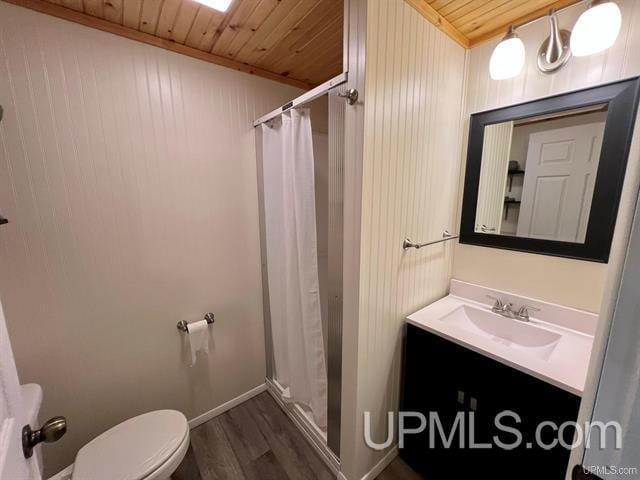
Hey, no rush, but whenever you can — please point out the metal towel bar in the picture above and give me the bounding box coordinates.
[403,231,458,250]
[177,313,215,333]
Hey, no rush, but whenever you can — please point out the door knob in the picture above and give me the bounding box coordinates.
[22,416,67,458]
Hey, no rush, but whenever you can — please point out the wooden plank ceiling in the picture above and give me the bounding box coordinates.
[406,0,582,48]
[5,0,344,89]
[5,0,584,89]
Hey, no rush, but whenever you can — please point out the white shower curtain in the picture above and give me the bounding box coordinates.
[260,109,328,428]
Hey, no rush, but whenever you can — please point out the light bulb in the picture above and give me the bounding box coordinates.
[194,0,233,12]
[490,28,526,80]
[571,1,622,57]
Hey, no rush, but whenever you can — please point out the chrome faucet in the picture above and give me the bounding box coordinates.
[486,295,541,322]
[486,295,516,318]
[514,305,540,322]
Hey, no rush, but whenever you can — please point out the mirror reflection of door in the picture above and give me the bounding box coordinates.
[517,122,605,242]
[462,79,640,262]
[474,106,607,243]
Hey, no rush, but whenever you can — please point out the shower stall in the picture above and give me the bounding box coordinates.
[254,78,347,468]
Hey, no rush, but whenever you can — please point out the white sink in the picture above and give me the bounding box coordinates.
[440,306,561,361]
[406,280,597,395]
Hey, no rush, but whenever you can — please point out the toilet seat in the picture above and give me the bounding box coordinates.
[71,410,189,480]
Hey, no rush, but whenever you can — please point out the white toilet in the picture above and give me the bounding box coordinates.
[71,409,190,480]
[22,384,190,480]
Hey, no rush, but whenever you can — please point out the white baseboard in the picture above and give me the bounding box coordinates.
[188,383,267,429]
[338,447,398,480]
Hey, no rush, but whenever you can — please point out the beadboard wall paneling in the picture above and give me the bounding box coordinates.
[0,3,301,475]
[454,0,640,313]
[352,0,466,476]
[476,121,513,233]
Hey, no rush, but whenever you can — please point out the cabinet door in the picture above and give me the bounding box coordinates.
[400,325,581,480]
[400,325,481,477]
[480,356,581,478]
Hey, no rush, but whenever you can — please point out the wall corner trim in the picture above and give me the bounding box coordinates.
[403,0,469,48]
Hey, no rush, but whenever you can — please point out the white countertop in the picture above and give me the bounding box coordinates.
[407,281,596,396]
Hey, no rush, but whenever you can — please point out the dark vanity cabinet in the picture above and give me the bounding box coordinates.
[400,324,581,480]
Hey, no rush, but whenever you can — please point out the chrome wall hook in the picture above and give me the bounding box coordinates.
[338,88,359,105]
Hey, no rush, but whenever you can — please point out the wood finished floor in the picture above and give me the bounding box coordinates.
[172,392,425,480]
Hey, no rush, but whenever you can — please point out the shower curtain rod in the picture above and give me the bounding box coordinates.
[253,72,348,127]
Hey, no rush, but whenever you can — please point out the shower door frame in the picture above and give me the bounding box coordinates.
[254,0,358,467]
[254,74,348,469]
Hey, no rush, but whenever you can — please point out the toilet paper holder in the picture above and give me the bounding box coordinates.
[177,313,215,333]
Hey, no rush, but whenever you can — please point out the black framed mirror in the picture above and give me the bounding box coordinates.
[460,77,640,263]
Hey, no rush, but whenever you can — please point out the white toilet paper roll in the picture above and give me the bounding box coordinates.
[188,320,210,366]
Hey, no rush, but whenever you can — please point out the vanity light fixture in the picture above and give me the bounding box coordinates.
[193,0,233,12]
[489,26,526,80]
[537,9,572,73]
[490,1,623,79]
[571,0,622,57]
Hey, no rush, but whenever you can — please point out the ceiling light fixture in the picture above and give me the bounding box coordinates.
[193,0,233,12]
[489,26,526,80]
[537,9,572,73]
[571,0,622,57]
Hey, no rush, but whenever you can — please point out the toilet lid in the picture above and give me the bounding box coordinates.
[72,410,188,480]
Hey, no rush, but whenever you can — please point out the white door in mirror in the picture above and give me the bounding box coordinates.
[0,299,41,479]
[517,122,605,242]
